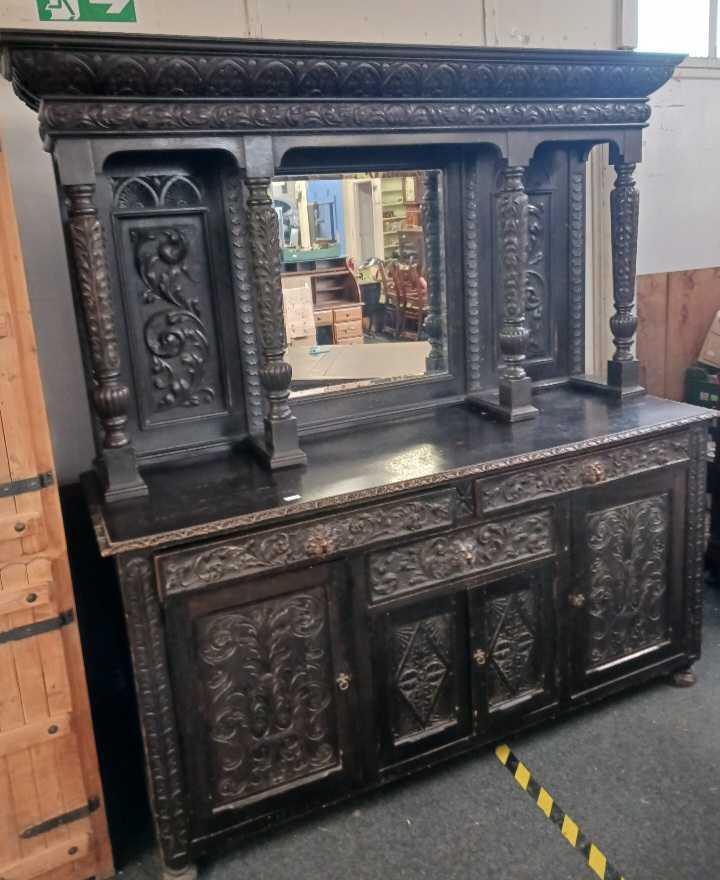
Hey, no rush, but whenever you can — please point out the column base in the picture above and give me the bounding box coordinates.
[251,416,307,470]
[468,377,538,423]
[571,359,645,400]
[670,667,697,688]
[98,446,148,504]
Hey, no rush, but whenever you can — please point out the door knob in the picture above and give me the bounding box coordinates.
[473,649,487,666]
[568,593,586,608]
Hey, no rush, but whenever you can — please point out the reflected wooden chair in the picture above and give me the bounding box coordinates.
[385,261,429,340]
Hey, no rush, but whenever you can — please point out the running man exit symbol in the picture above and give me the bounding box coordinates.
[37,0,137,21]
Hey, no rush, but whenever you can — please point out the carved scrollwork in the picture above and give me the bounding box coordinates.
[586,494,670,667]
[9,44,677,107]
[369,510,553,599]
[113,173,203,211]
[525,200,547,360]
[478,435,691,511]
[39,98,652,136]
[159,490,463,594]
[131,226,215,412]
[197,587,338,804]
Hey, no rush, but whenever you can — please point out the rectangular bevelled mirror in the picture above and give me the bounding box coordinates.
[271,169,448,398]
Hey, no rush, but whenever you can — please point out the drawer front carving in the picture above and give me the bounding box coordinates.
[369,509,554,600]
[476,433,690,513]
[196,585,340,807]
[159,487,470,595]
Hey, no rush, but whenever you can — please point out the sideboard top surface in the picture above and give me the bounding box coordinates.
[85,388,713,557]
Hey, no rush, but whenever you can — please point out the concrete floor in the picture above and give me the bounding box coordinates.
[115,584,720,880]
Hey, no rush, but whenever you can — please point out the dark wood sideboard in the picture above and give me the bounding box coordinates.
[0,32,710,879]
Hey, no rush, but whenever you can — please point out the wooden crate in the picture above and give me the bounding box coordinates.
[0,140,113,880]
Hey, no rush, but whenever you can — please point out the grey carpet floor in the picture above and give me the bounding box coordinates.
[117,585,720,880]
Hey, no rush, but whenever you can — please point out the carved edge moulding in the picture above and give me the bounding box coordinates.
[0,32,684,500]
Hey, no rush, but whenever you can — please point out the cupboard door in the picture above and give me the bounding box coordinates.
[372,592,471,768]
[569,469,686,697]
[170,564,358,835]
[469,563,558,730]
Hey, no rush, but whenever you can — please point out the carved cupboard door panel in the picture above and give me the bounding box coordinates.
[168,563,359,837]
[371,591,471,769]
[468,562,558,731]
[569,469,687,697]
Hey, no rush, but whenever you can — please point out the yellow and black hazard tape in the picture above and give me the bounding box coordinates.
[495,744,625,880]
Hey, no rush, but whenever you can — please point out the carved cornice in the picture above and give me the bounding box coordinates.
[37,97,653,136]
[87,412,713,557]
[1,33,681,109]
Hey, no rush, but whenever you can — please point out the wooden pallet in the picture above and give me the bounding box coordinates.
[0,138,113,880]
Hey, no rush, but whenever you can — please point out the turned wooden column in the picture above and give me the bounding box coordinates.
[607,161,643,393]
[245,177,307,469]
[421,170,446,373]
[472,164,537,422]
[64,183,147,500]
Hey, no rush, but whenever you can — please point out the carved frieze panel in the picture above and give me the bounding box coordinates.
[8,43,678,107]
[482,575,543,707]
[586,493,670,668]
[369,510,553,600]
[196,586,339,806]
[390,612,456,742]
[477,434,690,512]
[115,210,227,426]
[158,488,470,595]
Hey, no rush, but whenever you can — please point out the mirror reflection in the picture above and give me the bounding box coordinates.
[273,170,448,397]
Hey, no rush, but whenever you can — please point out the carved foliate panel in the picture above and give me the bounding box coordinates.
[390,612,456,742]
[483,576,543,707]
[159,488,468,595]
[196,586,339,806]
[369,510,553,599]
[525,196,550,362]
[115,209,227,426]
[478,434,690,512]
[586,493,670,668]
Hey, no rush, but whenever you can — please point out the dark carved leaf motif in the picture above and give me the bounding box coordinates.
[587,494,669,667]
[485,585,541,706]
[370,512,552,598]
[525,202,547,359]
[131,226,214,411]
[198,589,337,803]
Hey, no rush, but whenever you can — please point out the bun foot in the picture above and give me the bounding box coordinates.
[162,864,198,880]
[671,668,697,688]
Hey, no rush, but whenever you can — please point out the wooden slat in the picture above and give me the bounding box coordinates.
[0,583,51,618]
[0,832,90,880]
[0,137,113,880]
[0,713,72,760]
[666,267,720,401]
[637,271,669,397]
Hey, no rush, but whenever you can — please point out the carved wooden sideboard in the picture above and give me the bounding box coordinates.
[1,31,712,879]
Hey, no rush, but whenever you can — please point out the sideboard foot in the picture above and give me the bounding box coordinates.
[670,667,697,688]
[162,863,198,880]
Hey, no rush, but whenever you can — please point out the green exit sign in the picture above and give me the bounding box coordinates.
[36,0,137,22]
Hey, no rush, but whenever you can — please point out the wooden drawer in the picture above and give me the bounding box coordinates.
[333,306,362,323]
[334,320,363,342]
[157,486,473,597]
[475,431,691,514]
[314,309,333,327]
[368,508,555,602]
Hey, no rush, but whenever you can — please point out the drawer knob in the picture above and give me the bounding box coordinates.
[305,530,336,558]
[473,649,487,666]
[581,462,605,485]
[14,521,26,533]
[569,593,586,608]
[336,672,351,691]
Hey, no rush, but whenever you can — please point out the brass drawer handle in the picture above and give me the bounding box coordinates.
[569,593,586,608]
[581,462,605,485]
[473,649,487,666]
[336,672,351,691]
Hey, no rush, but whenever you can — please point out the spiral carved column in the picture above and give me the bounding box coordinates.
[64,184,147,500]
[245,177,306,469]
[607,162,643,394]
[472,164,537,422]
